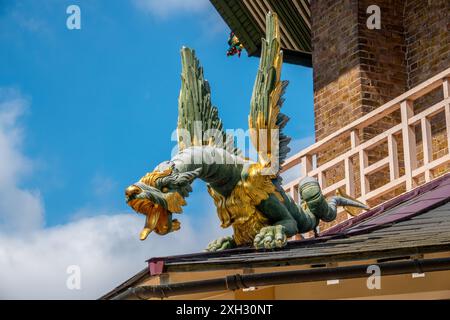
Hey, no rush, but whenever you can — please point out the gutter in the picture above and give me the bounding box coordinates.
[110,256,450,300]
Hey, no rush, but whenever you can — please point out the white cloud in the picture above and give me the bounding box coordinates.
[133,0,210,18]
[0,212,227,299]
[0,88,30,183]
[0,88,228,299]
[0,88,44,232]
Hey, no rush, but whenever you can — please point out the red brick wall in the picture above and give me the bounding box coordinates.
[404,0,450,88]
[312,0,407,144]
[312,0,450,142]
[311,0,362,143]
[358,0,407,117]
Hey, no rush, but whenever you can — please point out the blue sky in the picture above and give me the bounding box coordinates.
[0,0,313,227]
[0,0,313,298]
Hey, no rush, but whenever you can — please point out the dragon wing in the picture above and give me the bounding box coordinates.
[177,47,240,156]
[248,12,290,177]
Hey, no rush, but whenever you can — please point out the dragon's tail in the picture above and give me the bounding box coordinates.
[299,177,369,223]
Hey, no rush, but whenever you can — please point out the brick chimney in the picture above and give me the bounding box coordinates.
[312,0,449,154]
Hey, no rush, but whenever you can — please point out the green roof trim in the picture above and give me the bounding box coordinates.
[211,0,260,55]
[210,0,312,67]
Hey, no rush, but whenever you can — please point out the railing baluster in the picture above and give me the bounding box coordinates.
[445,103,450,156]
[444,78,450,154]
[359,149,368,200]
[401,100,417,190]
[421,117,433,182]
[443,77,449,99]
[345,130,358,198]
[301,155,312,177]
[350,129,360,148]
[387,134,399,181]
[344,157,355,197]
[289,187,298,203]
[344,156,356,217]
[318,171,326,189]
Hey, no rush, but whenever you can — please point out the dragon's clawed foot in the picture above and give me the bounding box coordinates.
[254,225,287,249]
[205,236,236,252]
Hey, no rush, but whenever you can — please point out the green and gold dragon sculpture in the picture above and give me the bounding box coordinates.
[125,12,368,251]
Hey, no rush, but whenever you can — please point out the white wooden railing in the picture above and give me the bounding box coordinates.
[282,67,450,210]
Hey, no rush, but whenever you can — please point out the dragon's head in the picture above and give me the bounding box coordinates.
[125,161,201,240]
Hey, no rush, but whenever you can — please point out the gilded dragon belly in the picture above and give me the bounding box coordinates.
[207,163,283,245]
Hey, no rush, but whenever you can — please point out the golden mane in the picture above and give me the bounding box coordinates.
[139,168,172,187]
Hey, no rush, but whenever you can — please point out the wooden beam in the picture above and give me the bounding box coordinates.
[323,179,346,196]
[412,154,450,177]
[364,176,406,201]
[408,99,449,125]
[364,157,390,176]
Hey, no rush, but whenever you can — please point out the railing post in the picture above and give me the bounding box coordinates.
[344,157,355,197]
[421,117,433,182]
[350,129,360,147]
[401,100,417,190]
[317,171,326,189]
[345,130,359,197]
[289,187,299,203]
[301,155,312,177]
[444,78,450,154]
[443,77,449,99]
[387,134,399,181]
[359,149,368,201]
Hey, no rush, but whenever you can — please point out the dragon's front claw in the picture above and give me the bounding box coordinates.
[205,236,236,252]
[254,225,287,249]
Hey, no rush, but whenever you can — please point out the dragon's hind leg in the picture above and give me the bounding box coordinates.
[299,177,369,223]
[253,194,299,249]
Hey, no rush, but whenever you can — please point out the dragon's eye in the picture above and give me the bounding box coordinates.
[162,187,169,193]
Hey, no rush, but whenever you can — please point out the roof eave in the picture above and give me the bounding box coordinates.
[210,0,313,67]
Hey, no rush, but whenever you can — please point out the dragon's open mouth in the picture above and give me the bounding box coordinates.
[127,198,180,240]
